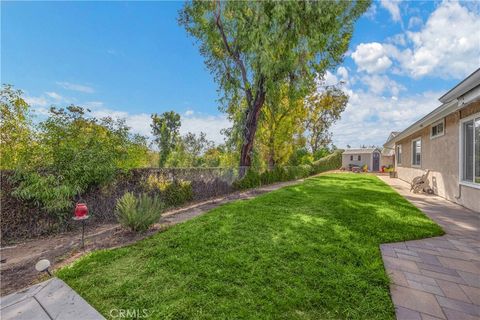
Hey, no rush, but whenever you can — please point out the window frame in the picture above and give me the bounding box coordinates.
[350,155,353,161]
[358,155,361,161]
[459,112,480,189]
[430,119,445,139]
[411,137,422,168]
[396,144,402,166]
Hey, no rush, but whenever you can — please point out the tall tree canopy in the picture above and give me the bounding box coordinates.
[151,111,181,167]
[179,0,370,171]
[258,84,307,168]
[0,85,33,169]
[305,84,348,153]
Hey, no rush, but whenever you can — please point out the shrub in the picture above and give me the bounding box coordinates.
[233,169,261,190]
[115,192,164,232]
[234,165,313,191]
[163,180,193,207]
[143,174,193,207]
[311,149,343,174]
[11,106,150,218]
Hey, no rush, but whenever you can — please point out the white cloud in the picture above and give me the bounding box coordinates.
[185,109,194,116]
[399,1,480,79]
[331,89,441,148]
[380,0,402,23]
[353,2,480,80]
[180,113,231,144]
[408,16,423,29]
[387,34,407,47]
[361,75,405,96]
[337,67,349,82]
[89,108,230,145]
[24,95,49,107]
[45,92,64,101]
[364,3,377,20]
[351,42,392,73]
[56,81,95,93]
[84,101,104,108]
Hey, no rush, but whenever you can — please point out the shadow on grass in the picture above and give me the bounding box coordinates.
[57,174,443,320]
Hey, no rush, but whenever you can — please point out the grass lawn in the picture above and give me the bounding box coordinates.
[57,174,443,319]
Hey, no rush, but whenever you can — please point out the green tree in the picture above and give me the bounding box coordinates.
[258,85,307,168]
[0,85,33,169]
[167,132,215,167]
[151,111,181,167]
[179,0,369,172]
[13,106,149,215]
[305,85,348,153]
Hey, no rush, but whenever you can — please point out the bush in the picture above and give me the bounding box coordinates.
[234,164,313,190]
[10,106,150,218]
[115,192,164,232]
[311,149,343,174]
[164,180,193,207]
[233,169,261,190]
[143,174,193,207]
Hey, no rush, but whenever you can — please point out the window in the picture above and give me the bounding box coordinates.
[412,138,421,166]
[461,114,480,185]
[431,119,445,139]
[396,145,402,165]
[358,155,361,161]
[350,155,353,161]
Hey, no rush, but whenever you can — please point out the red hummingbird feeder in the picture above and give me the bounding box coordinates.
[74,203,89,219]
[73,202,89,249]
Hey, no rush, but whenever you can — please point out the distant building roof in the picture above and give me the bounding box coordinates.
[342,148,380,155]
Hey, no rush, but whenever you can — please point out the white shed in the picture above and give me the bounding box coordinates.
[342,148,382,172]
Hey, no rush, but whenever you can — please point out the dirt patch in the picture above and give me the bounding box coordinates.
[0,178,304,296]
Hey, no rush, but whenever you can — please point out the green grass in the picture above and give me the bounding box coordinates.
[57,174,443,319]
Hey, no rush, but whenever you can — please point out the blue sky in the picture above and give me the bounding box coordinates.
[2,1,479,147]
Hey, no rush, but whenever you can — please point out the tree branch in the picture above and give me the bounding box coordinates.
[214,2,253,106]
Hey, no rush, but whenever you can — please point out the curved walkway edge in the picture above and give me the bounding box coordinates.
[378,176,480,320]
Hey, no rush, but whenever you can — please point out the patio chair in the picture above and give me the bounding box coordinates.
[410,170,430,193]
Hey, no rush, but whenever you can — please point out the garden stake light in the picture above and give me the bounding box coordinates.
[73,202,89,249]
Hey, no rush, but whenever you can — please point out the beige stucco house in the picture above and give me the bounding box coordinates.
[384,68,480,212]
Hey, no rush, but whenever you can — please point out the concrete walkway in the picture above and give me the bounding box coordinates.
[378,176,480,320]
[0,278,104,320]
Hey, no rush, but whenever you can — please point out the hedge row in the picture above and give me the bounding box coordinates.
[233,150,343,190]
[1,152,342,242]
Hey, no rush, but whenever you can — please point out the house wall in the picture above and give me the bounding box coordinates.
[395,101,480,212]
[342,153,372,170]
[381,155,394,168]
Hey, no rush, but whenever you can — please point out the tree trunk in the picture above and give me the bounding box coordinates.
[239,90,266,176]
[268,136,275,170]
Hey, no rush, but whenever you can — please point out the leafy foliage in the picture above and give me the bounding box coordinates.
[257,84,307,168]
[311,149,343,173]
[179,0,370,167]
[0,85,33,169]
[115,192,164,232]
[151,111,181,167]
[143,174,193,207]
[305,84,348,153]
[11,105,150,217]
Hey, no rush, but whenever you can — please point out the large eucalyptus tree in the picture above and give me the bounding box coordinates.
[179,0,370,172]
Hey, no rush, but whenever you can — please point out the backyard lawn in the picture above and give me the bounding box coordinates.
[57,173,444,319]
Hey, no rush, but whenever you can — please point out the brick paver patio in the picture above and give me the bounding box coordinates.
[378,176,480,320]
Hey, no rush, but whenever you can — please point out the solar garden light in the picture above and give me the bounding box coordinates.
[73,202,89,249]
[35,259,52,276]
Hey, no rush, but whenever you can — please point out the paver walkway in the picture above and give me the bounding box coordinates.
[0,278,104,320]
[378,176,480,320]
